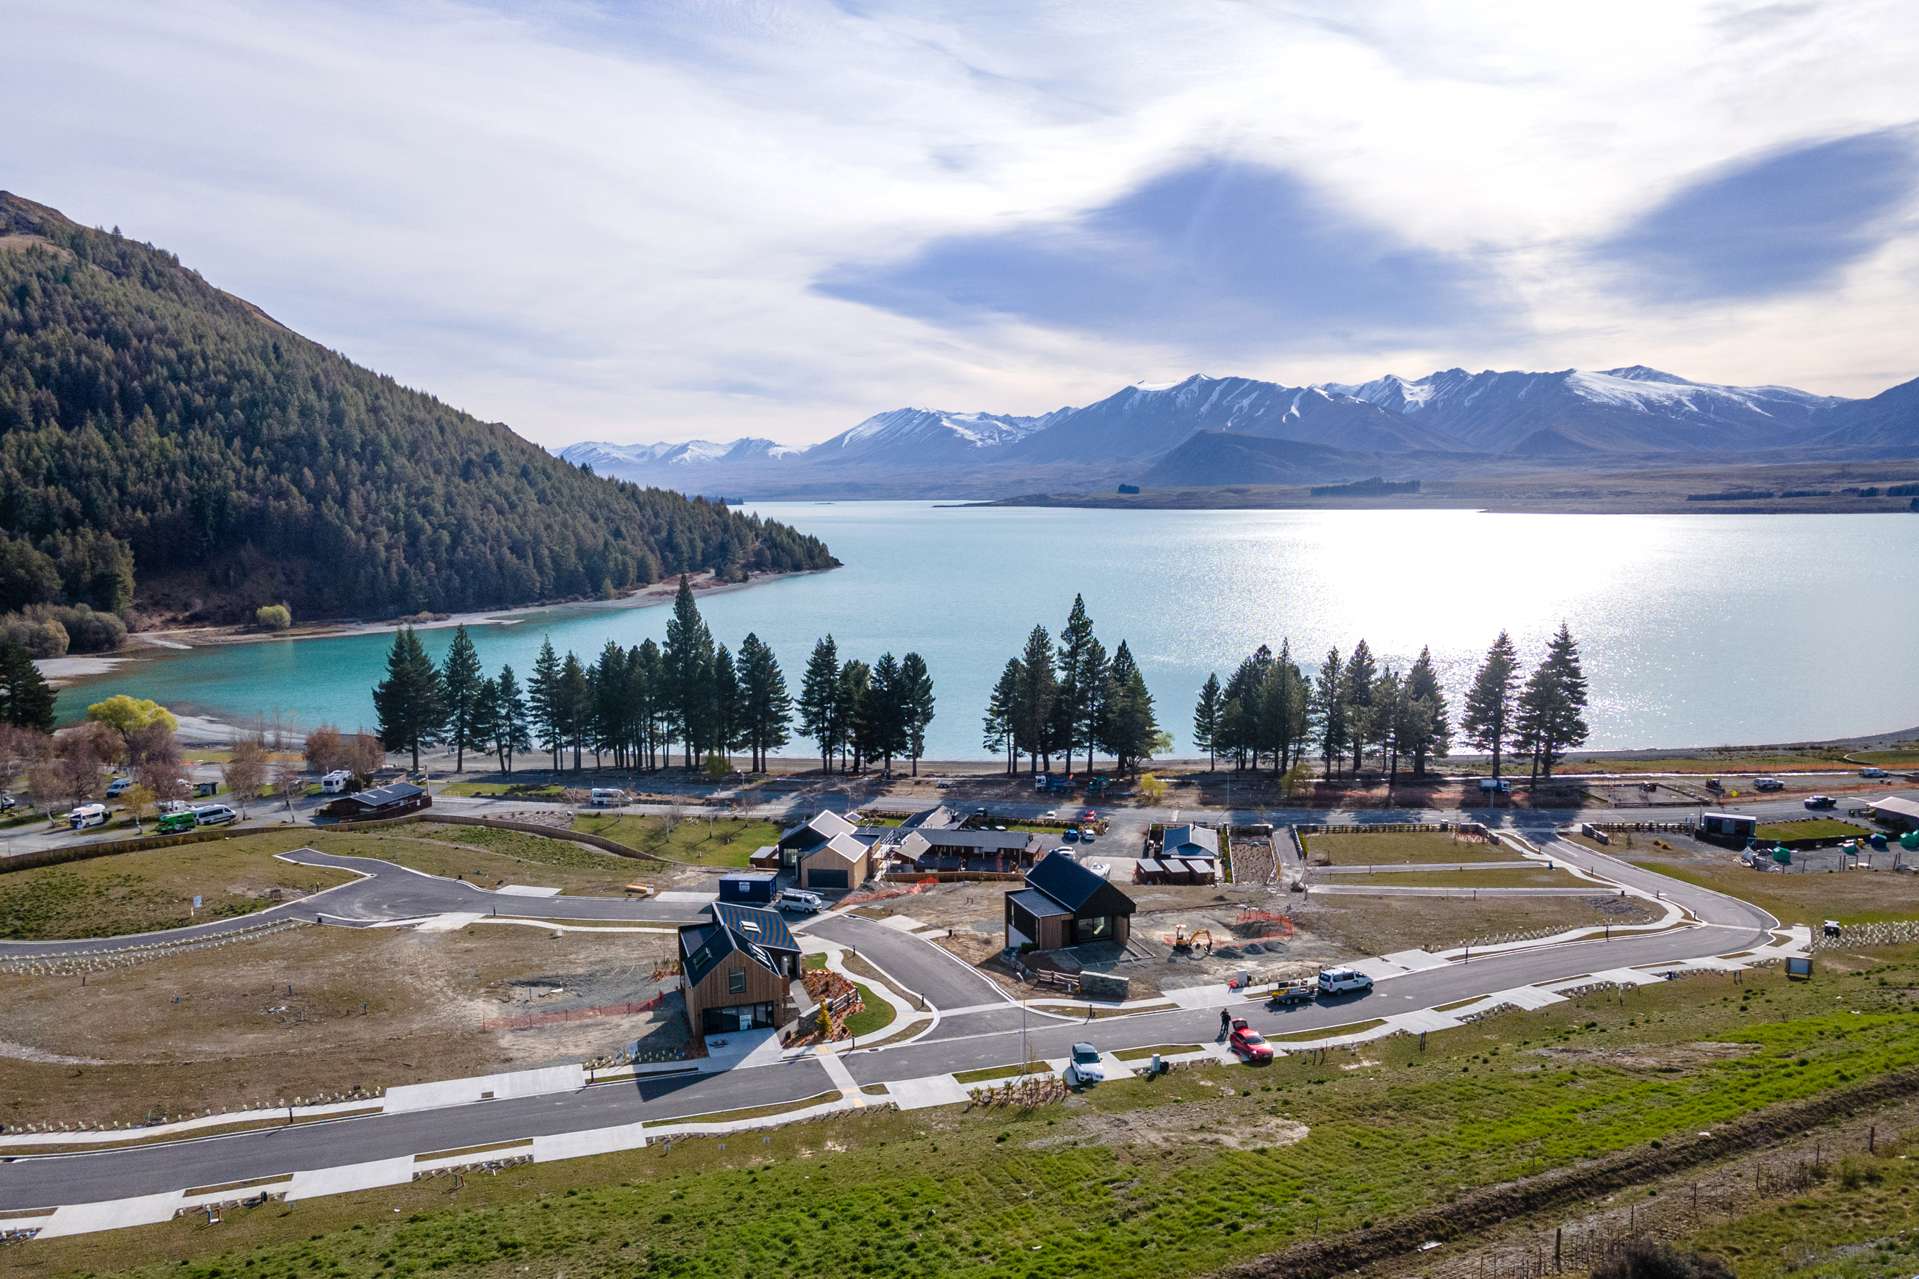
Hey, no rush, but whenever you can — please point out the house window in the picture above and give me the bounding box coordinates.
[728,970,747,995]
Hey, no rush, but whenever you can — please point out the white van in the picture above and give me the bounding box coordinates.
[193,803,239,827]
[777,887,824,914]
[69,803,108,830]
[589,788,626,807]
[321,769,355,794]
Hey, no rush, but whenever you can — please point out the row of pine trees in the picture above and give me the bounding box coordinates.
[979,596,1164,776]
[1189,626,1590,785]
[373,578,935,776]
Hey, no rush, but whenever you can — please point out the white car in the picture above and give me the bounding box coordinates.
[1753,777,1785,792]
[1050,847,1077,862]
[1317,967,1374,996]
[193,803,239,827]
[1087,861,1112,879]
[1064,1042,1106,1087]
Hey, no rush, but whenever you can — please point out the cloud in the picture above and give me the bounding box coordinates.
[817,157,1509,351]
[1596,127,1919,304]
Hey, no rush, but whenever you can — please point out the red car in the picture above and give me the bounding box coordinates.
[1228,1018,1273,1064]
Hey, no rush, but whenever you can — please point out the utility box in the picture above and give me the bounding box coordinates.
[1698,812,1757,845]
[717,871,779,907]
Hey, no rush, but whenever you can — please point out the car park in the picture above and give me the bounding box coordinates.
[1803,794,1837,810]
[1753,777,1784,791]
[776,887,824,914]
[155,810,198,835]
[193,803,239,826]
[1064,1042,1106,1087]
[1317,966,1374,996]
[1228,1018,1273,1064]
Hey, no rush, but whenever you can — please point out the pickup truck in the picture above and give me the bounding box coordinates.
[1267,979,1316,1007]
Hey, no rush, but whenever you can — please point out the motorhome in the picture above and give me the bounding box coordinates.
[590,788,627,807]
[69,803,108,830]
[321,770,355,794]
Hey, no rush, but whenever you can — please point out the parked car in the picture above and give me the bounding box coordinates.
[1064,1042,1106,1087]
[1062,827,1080,843]
[1803,794,1837,810]
[1079,828,1097,844]
[193,803,239,827]
[1705,778,1723,791]
[1478,778,1512,794]
[105,776,133,798]
[1753,777,1785,791]
[155,810,199,835]
[0,792,15,812]
[588,787,626,807]
[1050,847,1077,862]
[1860,767,1889,779]
[776,887,824,914]
[1317,967,1374,996]
[68,802,108,830]
[1228,1018,1274,1064]
[157,799,191,815]
[1087,861,1112,879]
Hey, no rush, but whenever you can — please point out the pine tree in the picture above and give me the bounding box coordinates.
[1315,647,1345,778]
[468,675,500,771]
[1013,625,1058,773]
[371,626,444,771]
[591,640,627,769]
[1525,623,1590,781]
[1373,667,1403,783]
[1342,639,1378,773]
[1462,631,1521,780]
[558,652,590,770]
[528,637,564,771]
[1403,645,1452,777]
[0,640,56,731]
[737,633,791,773]
[710,645,743,771]
[662,576,713,769]
[1192,672,1223,771]
[1098,641,1159,774]
[866,651,907,774]
[439,624,483,773]
[494,664,531,773]
[1055,594,1098,776]
[798,635,841,773]
[983,658,1019,775]
[631,640,664,770]
[837,659,873,774]
[897,651,935,776]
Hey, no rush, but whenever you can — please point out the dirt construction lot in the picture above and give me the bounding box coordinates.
[0,922,680,1129]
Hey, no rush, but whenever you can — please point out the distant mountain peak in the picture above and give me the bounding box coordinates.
[1601,364,1690,383]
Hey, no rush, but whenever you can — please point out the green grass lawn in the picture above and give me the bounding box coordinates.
[953,1062,1051,1084]
[1348,866,1586,889]
[0,830,355,940]
[1303,830,1515,865]
[1683,1135,1919,1277]
[842,982,897,1038]
[1753,818,1871,844]
[440,781,567,799]
[571,813,781,868]
[1628,857,1919,926]
[24,945,1919,1279]
[340,824,652,894]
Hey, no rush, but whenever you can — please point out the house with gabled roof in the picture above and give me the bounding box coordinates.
[677,901,803,1035]
[1005,851,1135,952]
[745,809,874,891]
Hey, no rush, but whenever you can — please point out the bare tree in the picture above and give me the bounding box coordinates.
[304,724,346,776]
[224,737,270,815]
[344,731,386,781]
[272,755,307,820]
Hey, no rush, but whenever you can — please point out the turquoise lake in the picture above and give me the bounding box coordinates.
[55,503,1919,759]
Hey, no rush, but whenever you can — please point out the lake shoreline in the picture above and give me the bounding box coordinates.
[36,567,829,690]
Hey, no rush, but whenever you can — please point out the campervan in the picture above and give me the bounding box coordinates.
[321,770,355,794]
[68,803,108,830]
[590,788,626,807]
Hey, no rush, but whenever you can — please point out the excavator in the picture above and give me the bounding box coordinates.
[1167,924,1214,954]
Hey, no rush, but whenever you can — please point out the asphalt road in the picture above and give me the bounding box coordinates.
[0,835,1779,1210]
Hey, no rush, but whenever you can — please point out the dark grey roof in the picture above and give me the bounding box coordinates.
[680,902,797,987]
[901,805,958,832]
[1008,888,1071,919]
[1162,824,1219,857]
[1025,851,1135,916]
[907,828,1038,852]
[719,871,778,885]
[340,781,425,808]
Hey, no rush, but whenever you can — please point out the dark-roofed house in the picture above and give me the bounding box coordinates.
[319,781,431,821]
[899,827,1042,873]
[677,902,802,1036]
[1161,824,1219,860]
[1005,852,1135,952]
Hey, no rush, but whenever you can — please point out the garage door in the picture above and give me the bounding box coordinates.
[808,868,848,890]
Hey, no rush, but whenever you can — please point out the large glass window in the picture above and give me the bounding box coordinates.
[728,969,747,994]
[1076,914,1112,944]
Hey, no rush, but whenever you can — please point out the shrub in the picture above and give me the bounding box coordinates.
[0,614,68,657]
[255,603,293,631]
[46,603,127,653]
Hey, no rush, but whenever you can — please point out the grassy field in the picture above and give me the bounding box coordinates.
[1342,866,1589,889]
[570,813,781,867]
[0,831,356,940]
[374,823,651,893]
[19,944,1919,1279]
[1295,888,1658,956]
[1627,857,1919,926]
[1555,750,1861,774]
[439,781,566,799]
[1302,830,1515,865]
[1682,1135,1919,1277]
[1753,818,1872,843]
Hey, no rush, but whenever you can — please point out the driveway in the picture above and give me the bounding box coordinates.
[805,912,1011,1015]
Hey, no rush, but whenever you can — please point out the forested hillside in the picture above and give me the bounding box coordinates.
[0,193,835,625]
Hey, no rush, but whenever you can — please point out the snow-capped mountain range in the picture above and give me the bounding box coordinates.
[559,365,1918,496]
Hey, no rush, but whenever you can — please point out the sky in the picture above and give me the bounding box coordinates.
[5,0,1919,448]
